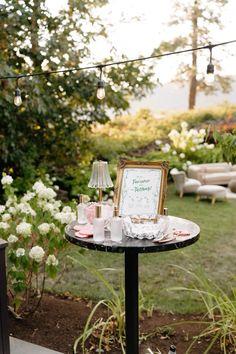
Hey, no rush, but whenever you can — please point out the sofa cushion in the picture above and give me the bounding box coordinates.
[197,184,226,196]
[184,179,201,193]
[205,164,231,173]
[203,171,236,185]
[187,163,230,180]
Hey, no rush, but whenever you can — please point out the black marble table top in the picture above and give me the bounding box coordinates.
[65,216,200,254]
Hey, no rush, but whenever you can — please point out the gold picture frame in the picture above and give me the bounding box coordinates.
[114,160,169,217]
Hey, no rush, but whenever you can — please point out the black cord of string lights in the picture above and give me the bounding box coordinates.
[0,39,236,105]
[1,39,236,81]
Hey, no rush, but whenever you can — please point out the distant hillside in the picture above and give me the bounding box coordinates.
[130,76,236,113]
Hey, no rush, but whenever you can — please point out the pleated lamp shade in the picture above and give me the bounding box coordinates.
[88,161,113,189]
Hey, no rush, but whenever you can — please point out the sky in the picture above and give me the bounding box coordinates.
[46,0,236,110]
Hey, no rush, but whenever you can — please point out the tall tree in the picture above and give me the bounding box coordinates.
[153,0,232,109]
[0,0,155,187]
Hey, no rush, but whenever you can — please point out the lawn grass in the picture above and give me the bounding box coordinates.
[48,184,236,314]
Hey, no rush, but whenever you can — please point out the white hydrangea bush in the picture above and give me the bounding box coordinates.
[0,173,76,314]
[156,122,215,170]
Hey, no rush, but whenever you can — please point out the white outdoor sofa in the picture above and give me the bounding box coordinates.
[187,162,236,185]
[170,169,201,197]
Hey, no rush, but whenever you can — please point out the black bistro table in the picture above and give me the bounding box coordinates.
[65,215,200,354]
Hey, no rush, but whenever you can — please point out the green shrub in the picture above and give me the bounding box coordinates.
[90,109,165,161]
[148,121,222,172]
[0,173,76,316]
[213,129,236,163]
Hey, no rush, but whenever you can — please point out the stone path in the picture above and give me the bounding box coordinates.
[10,337,63,354]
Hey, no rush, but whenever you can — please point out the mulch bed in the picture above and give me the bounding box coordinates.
[8,293,222,354]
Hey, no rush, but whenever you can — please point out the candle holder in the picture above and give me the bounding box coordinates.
[88,161,113,202]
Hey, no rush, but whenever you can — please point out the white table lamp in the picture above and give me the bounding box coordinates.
[88,161,113,202]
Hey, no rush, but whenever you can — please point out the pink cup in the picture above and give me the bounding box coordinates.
[85,203,113,224]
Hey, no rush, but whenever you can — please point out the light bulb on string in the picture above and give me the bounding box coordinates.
[14,79,22,106]
[96,66,105,100]
[205,43,215,86]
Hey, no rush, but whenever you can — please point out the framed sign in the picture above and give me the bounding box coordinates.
[114,160,169,217]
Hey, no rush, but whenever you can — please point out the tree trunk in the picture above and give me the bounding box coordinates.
[188,0,198,110]
[30,0,41,68]
[188,54,197,110]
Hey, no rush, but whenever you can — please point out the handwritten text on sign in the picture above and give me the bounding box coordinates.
[119,168,161,216]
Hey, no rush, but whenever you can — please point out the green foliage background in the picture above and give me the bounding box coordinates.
[0,0,155,192]
[1,1,236,196]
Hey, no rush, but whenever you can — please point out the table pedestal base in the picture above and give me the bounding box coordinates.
[125,252,139,354]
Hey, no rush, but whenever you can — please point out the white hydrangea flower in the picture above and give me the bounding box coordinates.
[46,254,59,266]
[54,200,62,209]
[33,181,55,199]
[16,202,36,217]
[54,211,76,224]
[161,143,171,153]
[20,192,35,203]
[45,187,57,199]
[41,187,56,199]
[172,150,177,155]
[6,195,17,207]
[32,180,45,192]
[42,203,55,213]
[186,161,192,166]
[181,121,188,129]
[168,129,179,138]
[0,222,10,230]
[49,223,60,234]
[54,226,61,234]
[2,213,11,222]
[0,205,6,214]
[199,128,206,136]
[49,222,56,231]
[179,153,185,159]
[16,221,32,236]
[155,139,162,146]
[190,147,196,152]
[188,129,198,137]
[192,138,198,145]
[1,174,13,185]
[16,248,25,257]
[182,163,187,170]
[29,246,45,263]
[38,223,50,235]
[54,185,59,191]
[206,144,214,149]
[36,186,48,199]
[62,206,72,213]
[179,141,187,150]
[8,206,17,215]
[37,200,45,208]
[8,234,18,243]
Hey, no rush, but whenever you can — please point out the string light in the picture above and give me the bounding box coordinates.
[0,39,235,104]
[205,42,215,86]
[14,78,22,106]
[96,66,105,100]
